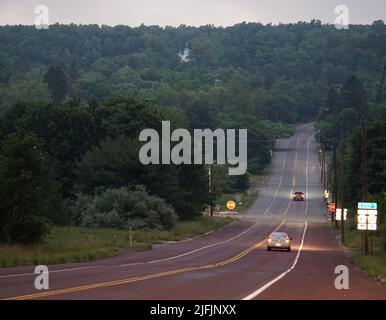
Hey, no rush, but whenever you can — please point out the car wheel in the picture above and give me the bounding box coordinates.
[267,247,271,251]
[287,247,291,252]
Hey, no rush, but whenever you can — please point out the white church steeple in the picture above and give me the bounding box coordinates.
[178,41,191,63]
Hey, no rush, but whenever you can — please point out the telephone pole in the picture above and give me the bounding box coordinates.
[321,142,325,187]
[323,143,327,192]
[340,127,346,244]
[333,139,338,226]
[209,163,214,217]
[360,89,369,254]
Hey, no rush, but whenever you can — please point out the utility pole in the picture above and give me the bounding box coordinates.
[321,142,324,184]
[340,127,345,244]
[333,138,338,226]
[360,89,369,254]
[323,143,327,193]
[209,163,214,217]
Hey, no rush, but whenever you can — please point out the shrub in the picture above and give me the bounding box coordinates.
[8,216,51,244]
[0,132,57,244]
[72,186,178,230]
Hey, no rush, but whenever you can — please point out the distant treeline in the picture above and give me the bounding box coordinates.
[1,20,386,119]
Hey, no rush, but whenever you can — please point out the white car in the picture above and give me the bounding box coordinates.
[267,232,292,252]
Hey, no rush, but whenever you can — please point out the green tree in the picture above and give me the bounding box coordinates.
[0,100,98,197]
[76,136,209,220]
[44,64,70,101]
[0,133,58,243]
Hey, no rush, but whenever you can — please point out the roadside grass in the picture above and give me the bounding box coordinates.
[216,166,271,213]
[0,216,233,268]
[217,192,256,213]
[352,252,386,278]
[342,227,386,278]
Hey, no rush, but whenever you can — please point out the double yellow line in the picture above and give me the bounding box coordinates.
[4,220,286,300]
[283,138,299,216]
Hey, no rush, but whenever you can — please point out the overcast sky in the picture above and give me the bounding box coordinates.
[0,0,385,27]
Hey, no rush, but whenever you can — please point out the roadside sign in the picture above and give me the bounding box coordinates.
[336,209,342,221]
[324,190,329,199]
[227,201,236,210]
[358,202,377,210]
[357,203,378,231]
[336,208,348,221]
[328,202,336,213]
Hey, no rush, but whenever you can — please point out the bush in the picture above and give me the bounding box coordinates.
[72,186,178,230]
[8,216,51,244]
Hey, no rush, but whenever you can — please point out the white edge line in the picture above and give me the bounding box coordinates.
[0,266,104,279]
[242,133,313,300]
[242,220,308,300]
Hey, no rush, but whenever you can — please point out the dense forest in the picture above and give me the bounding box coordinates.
[1,21,386,243]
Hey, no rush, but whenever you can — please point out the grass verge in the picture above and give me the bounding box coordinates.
[340,226,386,279]
[352,252,386,278]
[216,166,271,213]
[217,192,257,213]
[0,216,233,268]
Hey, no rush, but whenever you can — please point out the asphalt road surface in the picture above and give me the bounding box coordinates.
[1,124,385,300]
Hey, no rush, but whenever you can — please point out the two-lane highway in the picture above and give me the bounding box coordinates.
[1,124,385,300]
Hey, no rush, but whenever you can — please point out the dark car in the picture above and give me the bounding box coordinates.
[292,192,305,201]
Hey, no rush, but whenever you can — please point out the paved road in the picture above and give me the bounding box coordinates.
[1,124,385,300]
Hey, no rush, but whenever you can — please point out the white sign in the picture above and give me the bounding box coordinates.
[336,209,342,221]
[357,206,378,231]
[336,208,348,221]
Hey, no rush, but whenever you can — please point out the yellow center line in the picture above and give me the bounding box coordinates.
[284,138,299,215]
[4,220,287,300]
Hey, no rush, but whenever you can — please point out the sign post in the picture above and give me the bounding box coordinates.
[357,203,377,255]
[336,208,348,244]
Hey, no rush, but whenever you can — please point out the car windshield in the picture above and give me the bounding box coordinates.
[271,233,288,239]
